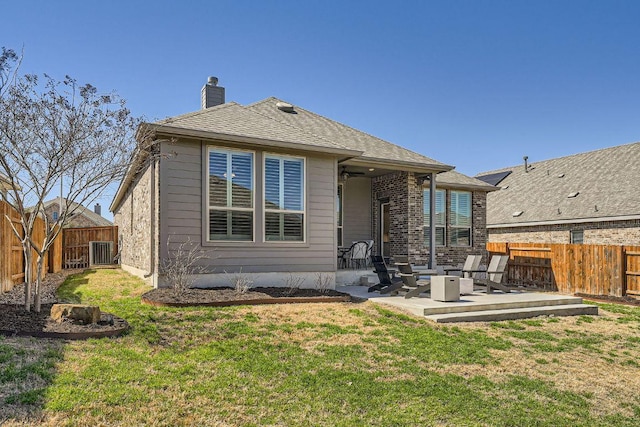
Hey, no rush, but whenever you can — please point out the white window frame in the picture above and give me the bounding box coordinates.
[424,188,446,246]
[449,190,472,247]
[263,153,306,242]
[206,146,255,242]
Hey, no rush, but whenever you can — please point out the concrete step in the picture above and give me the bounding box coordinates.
[423,295,584,316]
[425,303,599,323]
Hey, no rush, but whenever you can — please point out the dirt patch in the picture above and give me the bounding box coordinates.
[141,286,351,307]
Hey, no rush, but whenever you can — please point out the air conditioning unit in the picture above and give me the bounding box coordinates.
[89,241,113,266]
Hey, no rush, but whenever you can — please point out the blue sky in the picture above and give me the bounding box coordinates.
[2,0,639,219]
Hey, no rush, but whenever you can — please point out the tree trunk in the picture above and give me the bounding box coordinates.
[23,245,32,312]
[34,254,44,312]
[33,254,44,313]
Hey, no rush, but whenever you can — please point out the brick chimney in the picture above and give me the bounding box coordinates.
[94,203,101,216]
[201,76,225,109]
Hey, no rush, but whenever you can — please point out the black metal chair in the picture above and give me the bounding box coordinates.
[348,241,370,269]
[369,255,404,294]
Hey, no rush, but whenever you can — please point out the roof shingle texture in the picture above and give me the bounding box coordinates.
[154,97,493,190]
[479,142,640,226]
[156,102,347,152]
[247,97,447,167]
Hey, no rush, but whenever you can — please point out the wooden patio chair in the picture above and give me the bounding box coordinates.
[472,255,511,293]
[396,262,431,299]
[369,256,404,294]
[442,254,483,278]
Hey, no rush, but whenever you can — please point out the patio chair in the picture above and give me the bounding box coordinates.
[442,254,483,278]
[396,262,431,299]
[472,255,511,293]
[370,256,405,294]
[348,241,370,269]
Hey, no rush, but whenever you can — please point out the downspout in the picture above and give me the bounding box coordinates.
[429,172,436,269]
[144,159,157,286]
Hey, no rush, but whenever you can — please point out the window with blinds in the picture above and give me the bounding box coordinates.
[264,155,305,241]
[423,189,446,246]
[207,148,254,241]
[450,190,471,246]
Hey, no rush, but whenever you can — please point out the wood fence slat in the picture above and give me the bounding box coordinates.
[489,241,631,297]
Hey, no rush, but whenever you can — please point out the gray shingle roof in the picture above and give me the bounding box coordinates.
[478,142,640,226]
[42,198,113,227]
[436,170,498,191]
[247,97,450,170]
[155,102,353,154]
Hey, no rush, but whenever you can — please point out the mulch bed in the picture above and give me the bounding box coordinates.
[0,304,129,340]
[0,270,128,340]
[142,286,351,307]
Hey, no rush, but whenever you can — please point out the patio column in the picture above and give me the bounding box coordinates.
[428,172,436,269]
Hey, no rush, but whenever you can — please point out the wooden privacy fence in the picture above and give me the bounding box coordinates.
[0,201,62,292]
[62,226,118,269]
[487,242,640,297]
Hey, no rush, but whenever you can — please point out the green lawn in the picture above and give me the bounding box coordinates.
[2,268,640,426]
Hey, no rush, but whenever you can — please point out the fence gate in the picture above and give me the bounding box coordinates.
[89,241,113,266]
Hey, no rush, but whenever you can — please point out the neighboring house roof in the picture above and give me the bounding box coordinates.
[0,174,19,193]
[477,142,640,227]
[42,198,113,227]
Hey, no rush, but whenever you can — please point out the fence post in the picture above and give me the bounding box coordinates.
[0,201,9,292]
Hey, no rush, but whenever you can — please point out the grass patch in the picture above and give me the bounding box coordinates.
[2,269,640,425]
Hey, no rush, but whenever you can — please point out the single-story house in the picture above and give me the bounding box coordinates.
[110,77,496,288]
[477,142,640,245]
[42,197,113,228]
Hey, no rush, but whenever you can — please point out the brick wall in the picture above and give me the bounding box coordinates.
[113,162,154,273]
[489,219,640,245]
[372,171,409,257]
[372,171,490,266]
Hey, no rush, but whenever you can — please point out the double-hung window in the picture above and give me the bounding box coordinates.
[264,154,305,241]
[423,189,446,246]
[207,148,254,241]
[450,190,471,246]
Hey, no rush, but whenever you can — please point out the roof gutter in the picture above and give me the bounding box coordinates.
[345,156,454,174]
[151,124,364,158]
[488,214,640,228]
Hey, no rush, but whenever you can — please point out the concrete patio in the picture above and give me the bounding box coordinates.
[337,285,599,323]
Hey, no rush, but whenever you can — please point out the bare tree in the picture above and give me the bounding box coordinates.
[0,48,146,312]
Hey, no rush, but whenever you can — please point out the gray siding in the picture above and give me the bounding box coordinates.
[159,138,338,275]
[342,177,372,245]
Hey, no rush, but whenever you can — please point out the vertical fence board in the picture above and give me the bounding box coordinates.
[488,242,629,297]
[62,226,118,269]
[1,201,79,293]
[624,245,640,296]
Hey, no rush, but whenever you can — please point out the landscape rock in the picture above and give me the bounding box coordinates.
[51,304,101,324]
